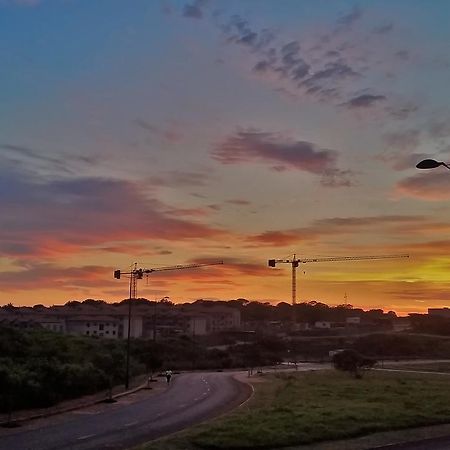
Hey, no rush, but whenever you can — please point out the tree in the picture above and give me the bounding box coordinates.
[93,353,117,401]
[82,299,106,307]
[66,300,81,308]
[0,363,28,425]
[333,349,376,379]
[132,341,163,386]
[159,296,173,306]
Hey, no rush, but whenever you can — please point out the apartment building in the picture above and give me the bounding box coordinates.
[0,301,241,339]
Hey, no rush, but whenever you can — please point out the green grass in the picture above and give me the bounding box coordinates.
[138,370,450,450]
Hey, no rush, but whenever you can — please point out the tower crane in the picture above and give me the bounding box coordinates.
[114,261,224,299]
[268,253,409,318]
[114,260,223,388]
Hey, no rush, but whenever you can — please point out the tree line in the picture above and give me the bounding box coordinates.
[4,297,399,325]
[0,326,283,418]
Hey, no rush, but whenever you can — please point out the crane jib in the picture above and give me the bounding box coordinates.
[267,253,409,315]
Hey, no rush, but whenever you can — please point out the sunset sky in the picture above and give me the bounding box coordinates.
[2,0,450,314]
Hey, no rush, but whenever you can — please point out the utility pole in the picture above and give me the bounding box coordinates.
[125,263,137,389]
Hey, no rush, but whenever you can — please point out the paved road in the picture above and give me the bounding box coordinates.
[0,371,251,450]
[374,435,450,449]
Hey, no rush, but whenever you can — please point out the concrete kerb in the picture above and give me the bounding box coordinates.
[0,380,149,428]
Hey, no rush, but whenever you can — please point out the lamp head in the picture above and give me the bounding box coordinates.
[416,159,450,170]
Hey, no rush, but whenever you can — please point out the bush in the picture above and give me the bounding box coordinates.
[333,349,376,378]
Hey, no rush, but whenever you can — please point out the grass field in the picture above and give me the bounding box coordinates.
[138,370,450,450]
[382,361,450,373]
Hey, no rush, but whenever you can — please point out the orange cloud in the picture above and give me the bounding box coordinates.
[0,173,228,260]
[0,263,110,292]
[395,172,450,200]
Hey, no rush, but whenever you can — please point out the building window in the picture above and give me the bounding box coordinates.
[99,324,104,331]
[86,331,90,335]
[112,330,116,335]
[87,323,90,327]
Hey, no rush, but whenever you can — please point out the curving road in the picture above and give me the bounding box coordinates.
[374,435,450,449]
[0,371,251,450]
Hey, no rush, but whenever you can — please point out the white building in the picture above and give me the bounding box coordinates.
[66,315,121,339]
[184,304,241,333]
[346,317,361,325]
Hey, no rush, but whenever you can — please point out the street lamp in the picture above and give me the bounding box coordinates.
[416,159,450,170]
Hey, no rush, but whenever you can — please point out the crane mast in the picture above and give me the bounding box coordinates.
[268,253,409,321]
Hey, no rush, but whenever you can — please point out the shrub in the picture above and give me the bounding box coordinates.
[333,349,376,378]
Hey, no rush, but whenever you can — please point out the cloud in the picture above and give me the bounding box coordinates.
[182,0,208,19]
[373,23,394,34]
[0,144,73,174]
[342,94,386,108]
[0,263,109,292]
[147,170,213,187]
[222,15,275,51]
[395,173,450,200]
[0,168,226,259]
[246,230,304,247]
[377,129,426,170]
[121,258,279,293]
[395,50,410,61]
[428,120,450,139]
[402,239,450,258]
[387,130,420,148]
[226,199,251,206]
[336,5,363,28]
[212,6,425,127]
[313,215,425,229]
[134,119,183,143]
[244,215,424,248]
[299,63,360,100]
[386,102,419,120]
[380,152,430,171]
[161,0,173,15]
[0,143,96,176]
[320,168,356,187]
[189,256,283,278]
[221,15,332,95]
[213,129,356,187]
[382,283,450,302]
[213,130,335,172]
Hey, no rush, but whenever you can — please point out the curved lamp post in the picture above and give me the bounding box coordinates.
[416,159,450,170]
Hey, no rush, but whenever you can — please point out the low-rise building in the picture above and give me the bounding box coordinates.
[0,300,242,339]
[346,316,361,325]
[66,315,121,338]
[428,308,450,318]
